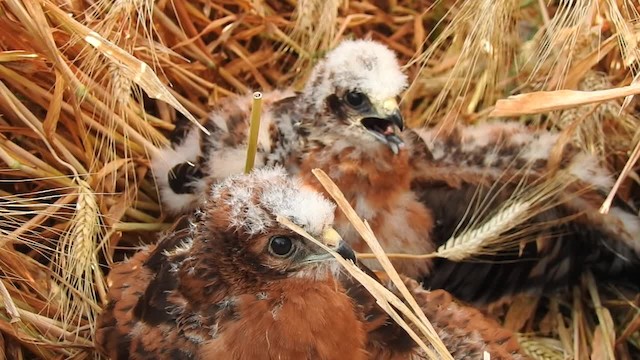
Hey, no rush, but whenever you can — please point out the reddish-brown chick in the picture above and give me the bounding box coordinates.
[96,168,525,359]
[96,168,367,360]
[297,120,640,305]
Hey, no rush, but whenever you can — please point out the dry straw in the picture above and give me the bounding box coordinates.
[244,92,264,174]
[312,168,453,358]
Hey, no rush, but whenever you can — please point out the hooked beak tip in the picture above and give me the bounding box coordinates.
[389,109,404,131]
[336,241,357,263]
[321,227,355,262]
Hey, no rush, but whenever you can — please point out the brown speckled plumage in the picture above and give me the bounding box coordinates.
[97,168,526,359]
[152,39,640,307]
[96,169,368,359]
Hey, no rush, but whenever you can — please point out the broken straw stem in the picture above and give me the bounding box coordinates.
[244,92,263,174]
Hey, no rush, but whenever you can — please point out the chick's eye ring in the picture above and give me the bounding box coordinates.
[268,236,295,257]
[344,91,366,108]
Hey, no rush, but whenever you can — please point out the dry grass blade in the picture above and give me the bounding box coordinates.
[310,168,453,359]
[0,51,38,62]
[0,82,71,178]
[0,280,20,323]
[0,191,76,248]
[41,0,207,139]
[490,83,640,117]
[600,136,640,214]
[276,216,446,359]
[244,92,264,174]
[288,0,340,70]
[16,308,92,347]
[618,312,640,345]
[572,286,589,359]
[585,272,616,360]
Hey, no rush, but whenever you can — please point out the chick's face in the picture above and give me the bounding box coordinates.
[194,168,349,284]
[236,227,342,279]
[301,40,407,155]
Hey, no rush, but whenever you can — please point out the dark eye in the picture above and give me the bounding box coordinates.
[268,236,295,257]
[344,91,366,108]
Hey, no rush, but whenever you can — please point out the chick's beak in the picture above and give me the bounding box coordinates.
[388,109,404,131]
[361,98,405,154]
[380,98,404,131]
[321,227,342,247]
[321,227,356,263]
[336,241,357,263]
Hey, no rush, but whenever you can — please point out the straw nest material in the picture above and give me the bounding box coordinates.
[0,0,639,359]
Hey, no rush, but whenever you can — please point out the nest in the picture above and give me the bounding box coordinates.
[0,0,638,359]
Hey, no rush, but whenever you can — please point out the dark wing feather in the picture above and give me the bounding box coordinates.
[95,219,195,359]
[414,179,640,305]
[95,245,155,359]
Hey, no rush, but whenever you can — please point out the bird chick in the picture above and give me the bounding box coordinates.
[151,39,407,214]
[152,38,433,275]
[96,167,367,360]
[409,122,640,303]
[152,39,640,305]
[97,168,526,360]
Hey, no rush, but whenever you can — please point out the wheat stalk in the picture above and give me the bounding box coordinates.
[42,0,205,140]
[436,170,573,261]
[0,279,20,323]
[585,272,616,360]
[406,0,520,124]
[437,199,533,261]
[287,0,340,72]
[358,171,572,263]
[491,82,640,117]
[245,92,264,174]
[517,335,565,360]
[53,179,103,341]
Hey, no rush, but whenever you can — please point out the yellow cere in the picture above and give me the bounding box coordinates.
[321,227,342,248]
